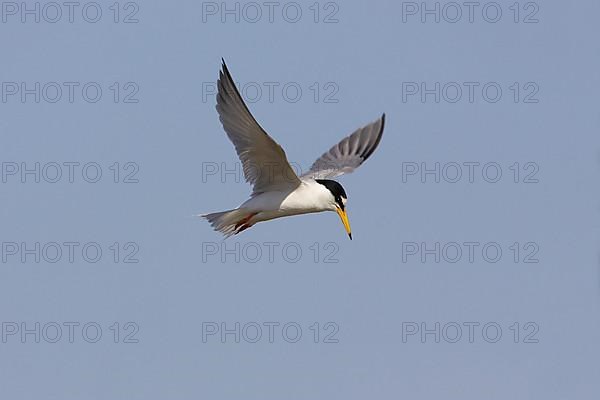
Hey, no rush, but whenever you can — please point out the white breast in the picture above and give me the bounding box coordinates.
[240,180,333,222]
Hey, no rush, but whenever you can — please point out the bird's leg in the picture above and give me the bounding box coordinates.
[236,224,252,233]
[234,212,257,233]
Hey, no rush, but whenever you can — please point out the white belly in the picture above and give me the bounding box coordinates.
[239,181,332,223]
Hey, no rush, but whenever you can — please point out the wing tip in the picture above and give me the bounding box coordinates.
[370,112,385,154]
[360,112,385,160]
[220,58,234,86]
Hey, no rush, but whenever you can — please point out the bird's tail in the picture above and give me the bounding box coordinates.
[200,208,254,238]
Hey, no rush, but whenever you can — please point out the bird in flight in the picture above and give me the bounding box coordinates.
[202,60,385,239]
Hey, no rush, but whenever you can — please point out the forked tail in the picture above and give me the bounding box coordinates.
[201,208,255,238]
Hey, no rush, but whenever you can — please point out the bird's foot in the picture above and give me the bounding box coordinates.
[234,212,257,234]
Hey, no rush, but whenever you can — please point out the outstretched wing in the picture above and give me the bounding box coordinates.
[302,114,385,179]
[216,59,301,195]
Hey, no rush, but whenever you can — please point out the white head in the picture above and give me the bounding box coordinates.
[315,179,352,240]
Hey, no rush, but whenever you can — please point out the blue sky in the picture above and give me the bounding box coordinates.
[1,1,599,398]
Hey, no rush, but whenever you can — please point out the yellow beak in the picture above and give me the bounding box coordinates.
[336,207,352,240]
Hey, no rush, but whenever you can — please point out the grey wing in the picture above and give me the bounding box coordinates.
[302,114,385,179]
[216,59,301,195]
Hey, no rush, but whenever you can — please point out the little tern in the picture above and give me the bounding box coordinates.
[202,60,385,239]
